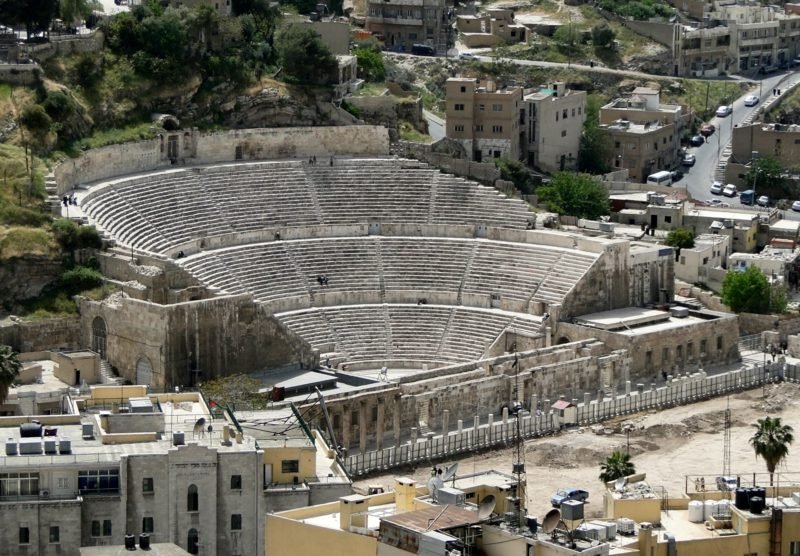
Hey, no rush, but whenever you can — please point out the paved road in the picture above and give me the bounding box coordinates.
[424,109,445,141]
[675,71,792,202]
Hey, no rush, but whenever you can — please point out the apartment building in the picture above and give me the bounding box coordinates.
[445,77,524,162]
[726,122,800,185]
[365,0,449,54]
[599,88,687,182]
[673,22,733,76]
[523,82,587,172]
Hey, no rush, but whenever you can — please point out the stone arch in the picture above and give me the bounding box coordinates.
[91,317,107,358]
[187,528,199,554]
[187,484,198,512]
[136,356,153,387]
[557,336,571,345]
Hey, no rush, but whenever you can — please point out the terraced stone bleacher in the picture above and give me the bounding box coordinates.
[176,237,598,308]
[276,305,543,365]
[80,159,532,254]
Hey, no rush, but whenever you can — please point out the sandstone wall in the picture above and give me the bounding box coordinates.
[0,255,63,307]
[0,317,81,353]
[0,64,41,85]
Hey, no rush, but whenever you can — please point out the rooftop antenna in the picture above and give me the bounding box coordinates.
[723,395,731,477]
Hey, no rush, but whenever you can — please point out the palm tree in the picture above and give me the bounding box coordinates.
[599,450,635,483]
[750,416,794,486]
[0,345,21,405]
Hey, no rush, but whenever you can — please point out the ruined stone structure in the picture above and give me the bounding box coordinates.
[44,126,738,453]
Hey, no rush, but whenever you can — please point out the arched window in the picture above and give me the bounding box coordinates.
[187,484,198,512]
[135,357,153,387]
[91,317,107,358]
[187,528,199,554]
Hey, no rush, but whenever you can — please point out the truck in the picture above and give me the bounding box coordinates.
[739,189,755,205]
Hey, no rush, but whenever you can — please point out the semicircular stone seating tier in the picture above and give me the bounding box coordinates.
[79,159,533,255]
[275,304,546,367]
[175,236,599,309]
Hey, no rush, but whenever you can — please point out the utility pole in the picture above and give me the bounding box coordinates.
[723,396,731,477]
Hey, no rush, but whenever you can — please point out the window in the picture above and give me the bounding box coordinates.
[645,350,652,366]
[188,529,199,555]
[460,86,466,93]
[474,124,483,132]
[281,460,300,473]
[143,517,154,534]
[454,103,465,111]
[615,159,620,167]
[142,477,154,493]
[662,347,669,362]
[478,104,485,111]
[492,103,502,111]
[454,124,464,132]
[492,125,503,133]
[700,339,707,355]
[91,521,101,537]
[717,336,723,350]
[103,520,112,537]
[614,141,620,148]
[556,112,559,121]
[187,485,199,512]
[653,142,658,150]
[665,216,672,223]
[562,109,568,118]
[49,526,60,544]
[572,108,576,117]
[561,130,567,137]
[19,527,30,545]
[231,475,242,490]
[789,540,800,555]
[0,472,39,497]
[231,514,242,530]
[78,469,120,494]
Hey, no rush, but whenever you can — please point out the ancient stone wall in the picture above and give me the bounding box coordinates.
[0,317,81,353]
[78,294,317,390]
[0,64,41,85]
[0,255,63,308]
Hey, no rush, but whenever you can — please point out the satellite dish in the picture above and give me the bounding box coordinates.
[477,495,497,520]
[542,509,561,534]
[427,477,444,502]
[614,477,626,490]
[443,462,459,482]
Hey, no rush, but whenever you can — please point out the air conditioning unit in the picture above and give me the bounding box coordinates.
[617,517,636,535]
[39,490,49,498]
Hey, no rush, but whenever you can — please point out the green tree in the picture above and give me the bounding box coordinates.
[578,95,611,174]
[553,24,578,50]
[537,172,609,219]
[355,47,385,82]
[665,228,694,249]
[746,156,787,198]
[591,23,616,49]
[496,157,535,194]
[722,266,786,313]
[20,104,52,140]
[599,450,635,483]
[59,0,100,27]
[275,24,337,84]
[0,345,21,405]
[750,417,794,486]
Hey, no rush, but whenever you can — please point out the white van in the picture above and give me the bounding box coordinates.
[646,171,673,187]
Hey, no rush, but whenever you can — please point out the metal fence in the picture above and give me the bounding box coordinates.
[343,361,796,477]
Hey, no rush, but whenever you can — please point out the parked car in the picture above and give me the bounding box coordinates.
[722,184,737,197]
[792,200,800,212]
[706,199,723,207]
[792,57,800,68]
[759,65,779,75]
[670,169,684,181]
[716,105,733,117]
[710,181,723,195]
[551,488,589,507]
[757,195,770,207]
[744,95,760,107]
[700,124,716,136]
[682,154,696,166]
[716,476,738,491]
[690,135,705,147]
[459,51,477,60]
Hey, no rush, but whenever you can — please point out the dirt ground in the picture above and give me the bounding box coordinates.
[354,383,800,521]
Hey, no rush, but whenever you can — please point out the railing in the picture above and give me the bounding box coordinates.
[344,362,793,476]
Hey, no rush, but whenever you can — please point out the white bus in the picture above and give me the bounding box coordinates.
[646,171,672,187]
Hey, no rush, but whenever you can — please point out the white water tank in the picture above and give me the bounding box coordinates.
[688,500,704,523]
[704,499,716,520]
[716,499,731,517]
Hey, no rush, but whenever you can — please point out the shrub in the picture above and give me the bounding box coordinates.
[52,218,79,251]
[60,266,104,294]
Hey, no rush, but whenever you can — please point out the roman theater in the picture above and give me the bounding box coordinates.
[50,124,738,454]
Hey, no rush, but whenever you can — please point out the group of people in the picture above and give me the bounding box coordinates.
[317,275,330,286]
[62,194,78,207]
[307,155,335,166]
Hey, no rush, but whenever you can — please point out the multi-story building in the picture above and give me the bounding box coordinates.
[445,77,524,162]
[673,22,733,77]
[365,0,449,54]
[718,4,780,71]
[727,122,800,186]
[599,88,688,182]
[456,8,528,48]
[522,82,587,172]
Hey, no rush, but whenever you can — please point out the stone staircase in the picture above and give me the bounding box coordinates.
[99,359,125,385]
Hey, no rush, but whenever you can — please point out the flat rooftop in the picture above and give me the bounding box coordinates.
[81,543,191,556]
[302,501,397,531]
[381,504,480,532]
[575,307,720,336]
[452,470,517,490]
[234,407,313,448]
[686,207,758,222]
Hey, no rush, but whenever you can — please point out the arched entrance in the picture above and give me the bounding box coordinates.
[136,357,153,387]
[557,336,571,345]
[187,528,199,554]
[91,317,107,358]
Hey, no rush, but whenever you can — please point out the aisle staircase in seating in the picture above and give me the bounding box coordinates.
[99,359,125,385]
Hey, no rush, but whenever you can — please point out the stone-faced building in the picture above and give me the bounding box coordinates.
[365,0,449,54]
[445,77,524,162]
[523,82,587,172]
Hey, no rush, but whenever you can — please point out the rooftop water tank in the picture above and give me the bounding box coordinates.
[704,499,716,520]
[20,423,42,438]
[139,533,150,549]
[173,431,185,446]
[735,488,750,510]
[5,439,17,456]
[750,496,765,514]
[688,500,704,523]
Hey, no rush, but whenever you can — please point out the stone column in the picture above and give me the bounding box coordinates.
[457,419,463,434]
[342,406,351,451]
[442,410,450,437]
[376,400,385,450]
[502,407,509,425]
[359,401,368,454]
[394,395,402,448]
[530,394,539,413]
